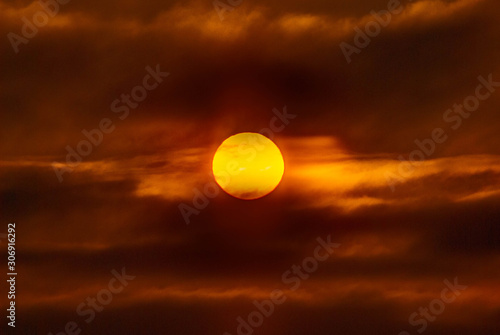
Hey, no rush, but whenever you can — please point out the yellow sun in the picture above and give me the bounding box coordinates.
[212,133,285,200]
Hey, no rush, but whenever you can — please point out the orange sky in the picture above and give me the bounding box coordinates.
[1,0,500,334]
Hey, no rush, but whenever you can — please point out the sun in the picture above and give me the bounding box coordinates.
[212,133,285,200]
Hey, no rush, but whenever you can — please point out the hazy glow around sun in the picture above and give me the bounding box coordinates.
[212,133,285,200]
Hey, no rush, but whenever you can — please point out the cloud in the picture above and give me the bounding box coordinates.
[2,0,500,333]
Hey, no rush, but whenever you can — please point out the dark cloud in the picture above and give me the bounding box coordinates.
[1,0,500,334]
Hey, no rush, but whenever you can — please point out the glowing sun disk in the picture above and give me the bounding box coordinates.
[212,133,285,200]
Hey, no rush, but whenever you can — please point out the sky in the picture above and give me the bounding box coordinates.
[1,0,500,334]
